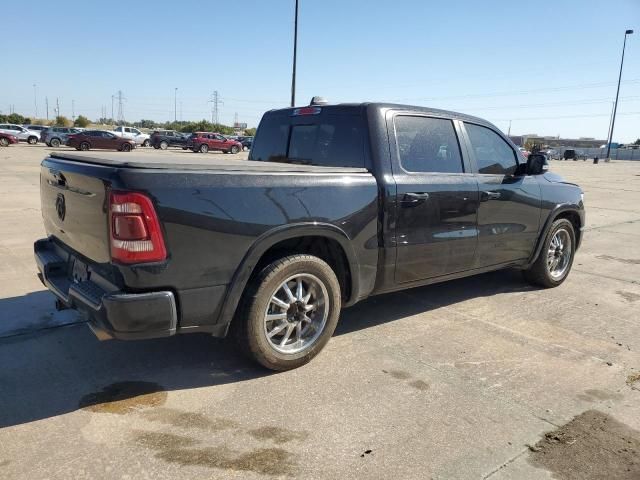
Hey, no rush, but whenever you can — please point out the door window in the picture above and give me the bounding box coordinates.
[465,123,517,175]
[394,116,463,173]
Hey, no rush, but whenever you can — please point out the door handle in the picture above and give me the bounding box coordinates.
[481,191,501,201]
[403,192,430,201]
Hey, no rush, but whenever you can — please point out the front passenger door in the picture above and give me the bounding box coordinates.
[462,122,541,267]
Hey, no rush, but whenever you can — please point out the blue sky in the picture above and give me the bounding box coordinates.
[2,0,638,141]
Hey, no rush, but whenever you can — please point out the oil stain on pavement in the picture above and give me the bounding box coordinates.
[78,381,167,414]
[528,410,640,479]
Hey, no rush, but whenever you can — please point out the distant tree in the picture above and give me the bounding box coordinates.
[74,115,90,128]
[54,116,71,127]
[634,138,640,145]
[7,113,27,125]
[244,128,256,136]
[138,119,158,129]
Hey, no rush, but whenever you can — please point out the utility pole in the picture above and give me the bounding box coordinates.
[290,0,299,107]
[606,29,634,161]
[72,99,75,120]
[174,87,178,122]
[45,97,49,120]
[56,98,60,118]
[116,90,125,124]
[234,112,239,128]
[33,84,38,118]
[208,91,222,125]
[508,120,512,136]
[111,95,115,123]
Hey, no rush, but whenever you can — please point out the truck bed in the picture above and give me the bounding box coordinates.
[49,151,370,174]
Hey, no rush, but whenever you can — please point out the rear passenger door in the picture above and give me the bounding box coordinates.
[460,122,541,268]
[390,114,480,283]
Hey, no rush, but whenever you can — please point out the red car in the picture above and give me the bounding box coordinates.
[0,133,19,147]
[187,132,243,154]
[67,130,136,152]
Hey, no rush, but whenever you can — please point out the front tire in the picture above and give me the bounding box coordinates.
[523,218,576,288]
[234,254,341,371]
[79,142,90,151]
[230,145,240,154]
[27,136,38,145]
[159,141,169,150]
[121,143,132,152]
[0,138,9,147]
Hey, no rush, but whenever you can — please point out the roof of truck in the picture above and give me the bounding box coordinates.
[266,102,494,128]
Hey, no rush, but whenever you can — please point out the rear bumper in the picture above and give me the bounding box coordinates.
[34,238,177,340]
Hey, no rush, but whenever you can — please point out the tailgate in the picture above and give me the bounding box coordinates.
[40,158,111,263]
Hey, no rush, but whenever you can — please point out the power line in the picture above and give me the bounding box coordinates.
[391,78,640,103]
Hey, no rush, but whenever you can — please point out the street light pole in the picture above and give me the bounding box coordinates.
[290,0,299,107]
[606,29,633,161]
[174,88,178,122]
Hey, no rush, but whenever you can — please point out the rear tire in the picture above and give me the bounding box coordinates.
[523,218,576,288]
[121,143,132,152]
[234,254,341,371]
[79,142,90,151]
[199,144,209,153]
[159,141,169,150]
[153,144,160,149]
[142,139,150,147]
[27,136,38,145]
[50,138,61,148]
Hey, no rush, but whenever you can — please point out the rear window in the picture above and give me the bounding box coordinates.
[250,112,366,168]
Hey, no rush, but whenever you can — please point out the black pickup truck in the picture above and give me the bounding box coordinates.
[35,101,584,370]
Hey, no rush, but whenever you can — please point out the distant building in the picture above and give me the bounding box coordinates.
[509,134,607,149]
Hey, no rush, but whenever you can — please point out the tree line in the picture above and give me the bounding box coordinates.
[0,112,256,136]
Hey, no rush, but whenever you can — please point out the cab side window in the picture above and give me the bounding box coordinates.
[464,123,517,175]
[394,116,464,173]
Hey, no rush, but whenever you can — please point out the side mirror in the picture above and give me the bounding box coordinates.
[526,153,548,175]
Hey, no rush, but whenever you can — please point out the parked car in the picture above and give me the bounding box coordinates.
[112,126,151,147]
[186,132,243,154]
[34,101,584,371]
[518,147,530,158]
[563,149,587,161]
[150,130,190,150]
[238,136,253,150]
[42,127,83,147]
[24,125,49,135]
[0,124,40,144]
[0,132,19,147]
[66,130,136,151]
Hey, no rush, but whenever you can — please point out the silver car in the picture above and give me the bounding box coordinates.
[0,124,40,144]
[42,127,83,147]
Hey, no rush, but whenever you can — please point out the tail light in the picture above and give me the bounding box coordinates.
[109,191,167,264]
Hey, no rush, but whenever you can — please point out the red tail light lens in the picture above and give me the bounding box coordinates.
[109,191,167,264]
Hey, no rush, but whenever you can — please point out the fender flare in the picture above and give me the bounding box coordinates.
[526,203,583,267]
[215,222,360,328]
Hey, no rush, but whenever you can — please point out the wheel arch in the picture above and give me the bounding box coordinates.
[527,205,583,267]
[216,223,360,330]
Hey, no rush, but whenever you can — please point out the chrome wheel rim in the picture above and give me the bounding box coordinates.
[263,273,329,354]
[547,228,572,279]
